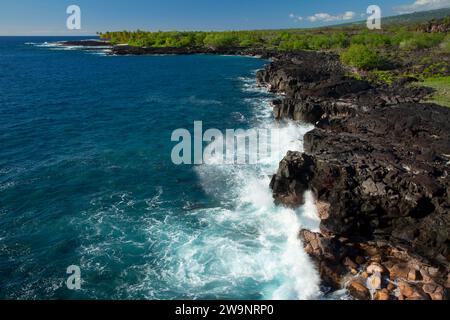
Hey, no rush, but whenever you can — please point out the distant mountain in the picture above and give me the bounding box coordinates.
[336,7,450,28]
[382,8,450,25]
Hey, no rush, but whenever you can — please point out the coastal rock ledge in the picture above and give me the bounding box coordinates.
[257,51,450,300]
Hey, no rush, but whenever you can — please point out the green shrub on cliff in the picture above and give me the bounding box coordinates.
[309,33,349,50]
[398,32,445,50]
[203,33,240,49]
[341,44,388,70]
[351,30,392,47]
[440,35,450,52]
[371,70,397,85]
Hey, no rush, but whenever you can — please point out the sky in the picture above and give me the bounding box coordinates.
[0,0,449,35]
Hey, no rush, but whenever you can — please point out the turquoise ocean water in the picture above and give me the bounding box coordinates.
[0,37,323,299]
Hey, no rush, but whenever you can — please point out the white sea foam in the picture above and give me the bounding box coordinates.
[186,96,222,106]
[238,76,268,94]
[162,76,322,300]
[27,41,110,55]
[230,112,246,123]
[34,41,62,48]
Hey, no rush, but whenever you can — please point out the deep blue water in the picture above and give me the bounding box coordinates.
[0,37,321,300]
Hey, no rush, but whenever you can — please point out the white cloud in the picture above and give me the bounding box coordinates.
[289,13,304,22]
[307,11,356,22]
[394,0,450,14]
[342,11,356,20]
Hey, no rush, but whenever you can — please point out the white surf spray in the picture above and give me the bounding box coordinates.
[168,75,322,300]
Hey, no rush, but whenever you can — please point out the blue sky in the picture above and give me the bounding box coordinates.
[0,0,449,35]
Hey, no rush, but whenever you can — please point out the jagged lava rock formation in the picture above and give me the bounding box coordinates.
[257,51,450,300]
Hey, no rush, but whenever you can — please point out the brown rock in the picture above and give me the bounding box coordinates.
[408,269,421,281]
[300,230,321,255]
[398,281,430,300]
[423,283,446,300]
[316,201,330,220]
[348,281,371,300]
[398,282,415,297]
[420,268,433,283]
[371,255,382,263]
[374,289,390,300]
[428,267,439,277]
[388,263,410,279]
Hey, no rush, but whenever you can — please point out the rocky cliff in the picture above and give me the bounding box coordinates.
[257,51,450,300]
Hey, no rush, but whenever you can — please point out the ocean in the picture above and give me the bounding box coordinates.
[0,37,323,300]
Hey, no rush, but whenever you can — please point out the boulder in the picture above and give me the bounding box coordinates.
[374,289,390,300]
[347,281,371,300]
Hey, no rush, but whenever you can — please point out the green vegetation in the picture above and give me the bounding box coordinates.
[370,70,397,85]
[99,27,449,53]
[440,35,450,53]
[423,62,449,78]
[398,32,445,50]
[341,44,388,70]
[421,76,450,107]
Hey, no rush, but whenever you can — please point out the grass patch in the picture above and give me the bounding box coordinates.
[421,76,450,107]
[371,70,397,85]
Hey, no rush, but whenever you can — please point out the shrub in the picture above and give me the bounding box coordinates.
[279,39,309,50]
[203,33,238,49]
[351,30,391,47]
[341,44,388,70]
[399,33,445,51]
[440,35,450,53]
[331,33,350,48]
[423,62,449,78]
[399,39,419,51]
[371,70,396,85]
[308,33,349,50]
[309,35,333,50]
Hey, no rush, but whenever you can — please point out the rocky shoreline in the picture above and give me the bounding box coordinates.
[257,51,450,300]
[61,40,449,300]
[59,40,278,58]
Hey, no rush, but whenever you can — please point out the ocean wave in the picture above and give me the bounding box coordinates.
[33,41,62,48]
[186,95,222,106]
[230,112,246,123]
[238,76,267,93]
[26,41,110,56]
